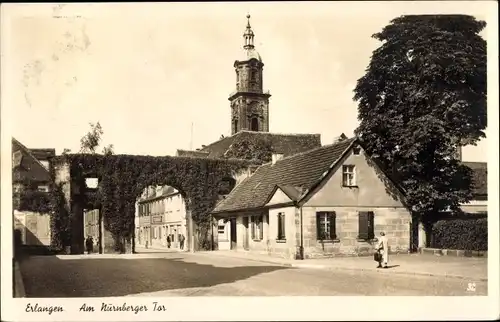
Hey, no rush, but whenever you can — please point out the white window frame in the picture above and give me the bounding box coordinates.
[318,213,331,240]
[251,215,263,241]
[342,165,356,187]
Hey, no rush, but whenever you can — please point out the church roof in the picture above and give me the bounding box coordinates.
[175,149,210,158]
[182,130,321,160]
[240,48,262,62]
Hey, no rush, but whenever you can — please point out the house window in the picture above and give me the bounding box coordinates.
[316,212,336,240]
[251,215,263,240]
[358,211,375,240]
[37,185,49,192]
[218,225,225,234]
[277,212,286,240]
[158,226,162,238]
[342,165,356,187]
[353,146,361,155]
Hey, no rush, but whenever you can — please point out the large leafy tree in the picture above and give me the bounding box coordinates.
[79,122,114,155]
[353,15,487,223]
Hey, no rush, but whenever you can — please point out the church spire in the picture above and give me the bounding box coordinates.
[243,14,255,50]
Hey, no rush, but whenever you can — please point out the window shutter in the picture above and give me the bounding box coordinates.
[277,214,282,240]
[251,217,255,240]
[367,211,375,240]
[329,212,336,240]
[316,212,322,240]
[358,212,369,240]
[280,214,286,240]
[259,217,263,240]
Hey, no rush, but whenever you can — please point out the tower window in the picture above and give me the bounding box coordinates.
[233,119,239,133]
[251,117,259,131]
[251,70,257,81]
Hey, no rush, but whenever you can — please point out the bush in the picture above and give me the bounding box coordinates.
[431,217,487,251]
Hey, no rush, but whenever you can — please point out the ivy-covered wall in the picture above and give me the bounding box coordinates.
[49,154,253,253]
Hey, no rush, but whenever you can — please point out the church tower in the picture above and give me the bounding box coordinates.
[229,14,271,135]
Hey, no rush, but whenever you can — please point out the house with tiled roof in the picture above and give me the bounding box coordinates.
[12,137,55,246]
[211,137,415,259]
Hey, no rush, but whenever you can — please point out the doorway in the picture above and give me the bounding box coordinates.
[230,218,237,249]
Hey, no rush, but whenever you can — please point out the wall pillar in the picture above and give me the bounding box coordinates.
[53,161,72,253]
[71,202,84,254]
[418,222,426,249]
[186,210,194,252]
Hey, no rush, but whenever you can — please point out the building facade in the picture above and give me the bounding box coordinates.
[135,185,187,250]
[212,138,414,259]
[12,138,55,247]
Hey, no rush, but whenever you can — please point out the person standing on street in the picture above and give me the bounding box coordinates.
[179,234,185,250]
[85,236,92,254]
[376,232,389,268]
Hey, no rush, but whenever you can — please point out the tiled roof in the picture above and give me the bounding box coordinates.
[12,138,51,183]
[198,130,321,159]
[462,161,487,197]
[12,138,52,183]
[176,149,210,158]
[212,138,356,213]
[28,148,56,160]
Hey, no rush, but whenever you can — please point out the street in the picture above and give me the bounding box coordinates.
[18,252,486,297]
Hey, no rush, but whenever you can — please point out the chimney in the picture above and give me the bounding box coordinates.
[333,133,348,143]
[272,153,284,165]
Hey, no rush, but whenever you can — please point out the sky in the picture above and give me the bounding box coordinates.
[2,2,495,161]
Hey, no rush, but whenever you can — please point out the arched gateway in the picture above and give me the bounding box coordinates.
[49,154,253,254]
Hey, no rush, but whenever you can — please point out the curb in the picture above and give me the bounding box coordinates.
[290,263,488,282]
[13,260,26,298]
[196,252,487,282]
[419,248,488,258]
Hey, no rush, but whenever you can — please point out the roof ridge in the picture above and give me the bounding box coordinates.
[238,130,320,137]
[177,149,209,153]
[12,137,51,175]
[260,137,357,166]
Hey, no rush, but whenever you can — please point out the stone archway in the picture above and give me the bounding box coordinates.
[50,155,253,254]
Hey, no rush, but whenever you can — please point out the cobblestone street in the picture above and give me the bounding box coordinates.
[18,252,487,297]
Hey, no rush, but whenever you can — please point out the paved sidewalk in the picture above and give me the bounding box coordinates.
[196,250,488,281]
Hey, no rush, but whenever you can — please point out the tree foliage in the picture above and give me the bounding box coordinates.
[353,15,486,221]
[80,122,103,153]
[49,154,252,252]
[224,137,274,163]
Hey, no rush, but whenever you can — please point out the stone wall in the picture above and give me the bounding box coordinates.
[267,207,297,259]
[13,210,51,246]
[301,206,411,258]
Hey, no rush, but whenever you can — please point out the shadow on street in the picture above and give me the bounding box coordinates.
[19,255,291,297]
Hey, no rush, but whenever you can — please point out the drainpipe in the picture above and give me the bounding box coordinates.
[299,206,304,260]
